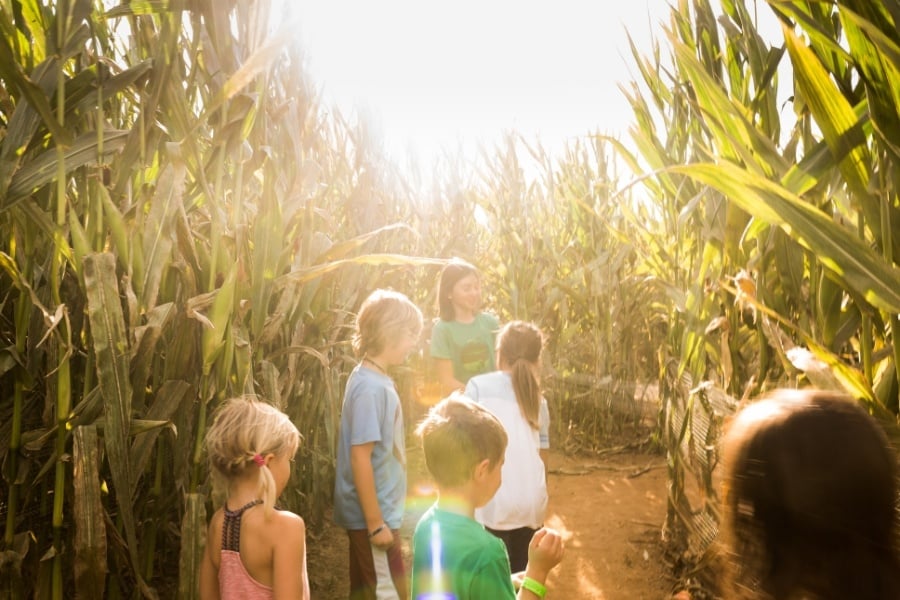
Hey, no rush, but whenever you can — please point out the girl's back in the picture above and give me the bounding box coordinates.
[464,320,549,572]
[468,370,548,530]
[207,503,306,598]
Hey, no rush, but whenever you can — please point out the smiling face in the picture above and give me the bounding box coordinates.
[448,273,482,320]
[383,326,421,367]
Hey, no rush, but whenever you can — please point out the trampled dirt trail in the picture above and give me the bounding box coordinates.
[307,447,674,599]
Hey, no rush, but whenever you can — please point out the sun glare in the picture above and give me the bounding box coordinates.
[285,1,786,177]
[288,1,670,168]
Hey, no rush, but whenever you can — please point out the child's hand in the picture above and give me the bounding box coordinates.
[369,526,395,552]
[511,570,525,590]
[525,527,564,580]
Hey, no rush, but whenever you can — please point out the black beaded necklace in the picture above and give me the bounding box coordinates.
[364,357,388,375]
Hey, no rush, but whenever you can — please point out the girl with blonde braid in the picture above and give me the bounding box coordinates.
[200,396,309,599]
[464,321,550,573]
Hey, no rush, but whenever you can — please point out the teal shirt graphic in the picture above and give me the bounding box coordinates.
[429,312,499,384]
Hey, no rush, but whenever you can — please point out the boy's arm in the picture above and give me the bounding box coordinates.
[516,528,564,600]
[349,442,395,549]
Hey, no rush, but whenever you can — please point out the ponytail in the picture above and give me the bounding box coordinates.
[510,358,541,430]
[251,452,278,518]
[498,321,544,431]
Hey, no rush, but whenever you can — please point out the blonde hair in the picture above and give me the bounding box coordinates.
[497,321,544,430]
[205,396,300,518]
[415,394,507,488]
[352,289,423,358]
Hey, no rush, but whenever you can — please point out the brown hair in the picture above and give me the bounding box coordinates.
[497,321,544,430]
[205,396,301,518]
[719,389,900,600]
[437,258,479,322]
[352,289,423,358]
[415,394,507,488]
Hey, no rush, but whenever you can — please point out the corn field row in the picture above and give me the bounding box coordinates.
[626,0,900,594]
[1,0,899,598]
[0,0,658,597]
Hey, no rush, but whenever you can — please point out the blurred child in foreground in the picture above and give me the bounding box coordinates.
[718,388,900,600]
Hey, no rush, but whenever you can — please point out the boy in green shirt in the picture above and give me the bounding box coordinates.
[410,395,564,599]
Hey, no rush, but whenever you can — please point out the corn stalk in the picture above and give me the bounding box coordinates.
[622,0,900,590]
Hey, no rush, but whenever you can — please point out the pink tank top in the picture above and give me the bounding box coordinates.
[218,500,273,600]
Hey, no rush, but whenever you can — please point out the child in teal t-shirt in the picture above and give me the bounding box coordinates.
[430,259,499,395]
[410,396,564,600]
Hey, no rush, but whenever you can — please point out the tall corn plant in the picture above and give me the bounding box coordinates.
[414,131,663,447]
[0,0,435,597]
[479,135,661,442]
[622,0,900,589]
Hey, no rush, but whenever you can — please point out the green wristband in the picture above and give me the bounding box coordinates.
[521,576,547,598]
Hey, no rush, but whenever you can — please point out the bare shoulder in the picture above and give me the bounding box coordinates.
[205,508,225,568]
[208,507,225,533]
[270,509,306,535]
[267,509,306,553]
[207,507,225,536]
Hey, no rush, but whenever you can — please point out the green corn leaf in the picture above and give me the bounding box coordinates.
[278,254,446,288]
[141,159,186,311]
[178,493,206,600]
[783,24,884,236]
[672,162,900,313]
[4,130,129,209]
[103,0,172,17]
[200,265,236,376]
[0,42,72,148]
[83,252,144,589]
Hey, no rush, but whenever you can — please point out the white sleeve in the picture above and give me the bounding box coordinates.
[539,397,550,449]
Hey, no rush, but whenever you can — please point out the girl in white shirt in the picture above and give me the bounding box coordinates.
[464,321,550,573]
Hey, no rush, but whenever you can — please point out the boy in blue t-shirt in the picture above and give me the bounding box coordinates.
[334,289,423,600]
[410,395,564,599]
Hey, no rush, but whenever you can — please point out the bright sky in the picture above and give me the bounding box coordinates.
[287,1,781,171]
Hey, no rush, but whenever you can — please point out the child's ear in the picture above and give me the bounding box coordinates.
[473,458,493,482]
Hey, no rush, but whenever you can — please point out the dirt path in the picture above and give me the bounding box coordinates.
[543,450,672,599]
[308,447,674,599]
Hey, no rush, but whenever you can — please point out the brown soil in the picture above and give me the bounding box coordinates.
[307,445,675,599]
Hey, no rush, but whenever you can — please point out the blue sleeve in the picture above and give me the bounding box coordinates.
[539,397,550,449]
[345,382,384,445]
